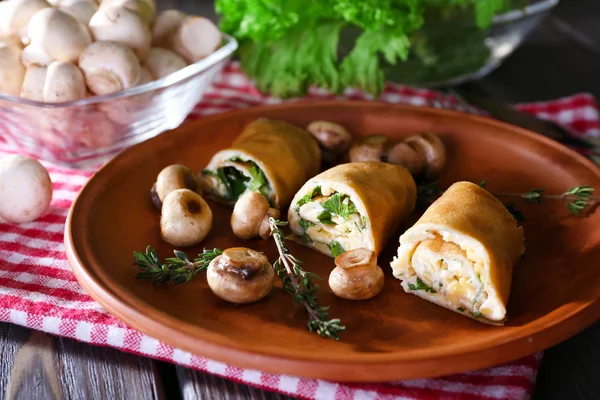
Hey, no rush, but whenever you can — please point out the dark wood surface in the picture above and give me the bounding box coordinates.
[2,0,599,399]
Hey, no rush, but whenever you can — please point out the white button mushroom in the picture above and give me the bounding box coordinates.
[386,141,425,176]
[55,0,99,25]
[143,47,187,79]
[0,0,52,45]
[138,65,154,85]
[43,61,86,102]
[0,42,25,96]
[160,188,213,247]
[79,41,141,95]
[0,155,53,224]
[89,5,151,61]
[20,64,47,100]
[231,192,280,240]
[150,164,201,209]
[206,247,275,304]
[151,9,185,45]
[24,8,92,66]
[328,248,385,300]
[151,10,222,64]
[99,0,155,23]
[348,135,390,163]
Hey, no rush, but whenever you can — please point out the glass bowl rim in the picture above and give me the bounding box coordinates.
[0,34,238,109]
[493,0,559,24]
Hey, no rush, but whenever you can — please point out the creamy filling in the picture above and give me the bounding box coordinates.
[202,158,273,204]
[293,188,367,257]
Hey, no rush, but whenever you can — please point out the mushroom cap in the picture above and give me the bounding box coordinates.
[306,120,353,162]
[206,247,275,304]
[57,0,99,25]
[0,155,53,224]
[99,0,155,23]
[0,0,52,45]
[144,47,187,79]
[89,5,152,61]
[0,43,25,96]
[43,60,86,102]
[329,248,384,300]
[231,191,270,240]
[79,41,141,95]
[160,188,212,247]
[138,65,154,85]
[348,135,389,163]
[20,43,53,67]
[404,132,446,179]
[155,164,200,203]
[20,64,48,100]
[171,16,222,63]
[151,9,185,45]
[386,141,425,176]
[28,8,92,63]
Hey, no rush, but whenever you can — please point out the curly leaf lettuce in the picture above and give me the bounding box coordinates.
[216,0,515,97]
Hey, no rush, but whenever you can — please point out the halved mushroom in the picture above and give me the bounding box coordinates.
[404,132,446,179]
[0,154,53,224]
[386,141,425,176]
[151,164,200,209]
[206,247,275,304]
[306,120,352,164]
[348,135,389,163]
[160,189,212,247]
[328,248,384,300]
[231,192,280,240]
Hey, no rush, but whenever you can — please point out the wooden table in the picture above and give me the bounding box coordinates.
[2,1,599,399]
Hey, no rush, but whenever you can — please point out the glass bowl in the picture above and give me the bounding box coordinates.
[383,0,559,87]
[0,35,238,168]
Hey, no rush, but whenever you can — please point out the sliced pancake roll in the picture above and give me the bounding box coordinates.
[288,162,417,257]
[201,118,321,209]
[391,181,525,325]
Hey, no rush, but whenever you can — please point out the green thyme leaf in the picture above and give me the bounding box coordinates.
[478,180,487,188]
[524,189,544,204]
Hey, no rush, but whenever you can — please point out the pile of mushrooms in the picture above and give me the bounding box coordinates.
[0,0,223,101]
[150,164,213,247]
[306,120,447,179]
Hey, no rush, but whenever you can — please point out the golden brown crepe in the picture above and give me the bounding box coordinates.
[390,181,525,325]
[201,118,321,208]
[288,162,417,257]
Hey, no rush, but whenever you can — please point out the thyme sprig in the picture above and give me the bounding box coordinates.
[416,182,598,220]
[268,217,345,340]
[494,186,599,215]
[134,246,222,284]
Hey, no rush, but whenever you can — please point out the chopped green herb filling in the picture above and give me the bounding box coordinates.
[329,241,345,258]
[457,307,465,312]
[471,311,482,319]
[321,193,358,220]
[408,277,437,293]
[317,210,335,225]
[204,158,272,203]
[296,186,322,208]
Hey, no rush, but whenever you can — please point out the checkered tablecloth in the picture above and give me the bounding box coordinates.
[0,62,598,400]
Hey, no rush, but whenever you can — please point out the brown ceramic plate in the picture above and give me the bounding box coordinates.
[65,101,600,382]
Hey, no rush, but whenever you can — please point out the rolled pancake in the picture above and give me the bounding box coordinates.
[288,162,417,257]
[201,118,321,208]
[391,181,525,325]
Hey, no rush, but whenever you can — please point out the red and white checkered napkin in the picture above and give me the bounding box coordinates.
[1,62,599,400]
